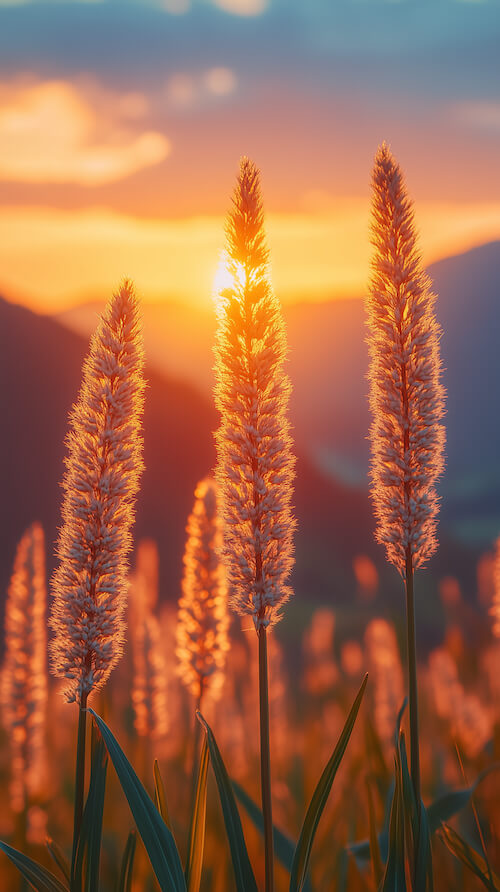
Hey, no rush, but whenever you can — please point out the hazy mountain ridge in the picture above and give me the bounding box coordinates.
[1,291,479,651]
[55,241,500,546]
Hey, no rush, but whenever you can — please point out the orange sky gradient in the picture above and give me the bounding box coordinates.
[2,199,500,312]
[1,4,500,313]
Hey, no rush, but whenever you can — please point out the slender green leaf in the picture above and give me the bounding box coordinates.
[289,674,368,892]
[0,841,69,892]
[185,736,209,892]
[117,831,137,892]
[417,803,434,892]
[154,760,172,831]
[351,765,498,867]
[440,825,500,891]
[196,711,258,892]
[427,765,499,835]
[395,731,433,891]
[46,838,70,885]
[380,752,405,892]
[232,779,312,891]
[73,725,108,892]
[89,709,186,892]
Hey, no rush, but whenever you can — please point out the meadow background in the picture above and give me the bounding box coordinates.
[0,0,499,889]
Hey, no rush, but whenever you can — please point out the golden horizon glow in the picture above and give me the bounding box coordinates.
[0,199,500,313]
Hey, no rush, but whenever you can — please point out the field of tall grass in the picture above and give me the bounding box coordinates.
[0,148,498,892]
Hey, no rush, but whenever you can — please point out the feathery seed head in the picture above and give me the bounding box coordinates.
[50,280,146,704]
[428,648,492,758]
[2,523,48,811]
[214,157,296,629]
[176,477,229,703]
[130,576,169,741]
[366,144,446,576]
[365,618,404,752]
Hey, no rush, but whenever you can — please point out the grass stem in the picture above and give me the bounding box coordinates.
[405,551,421,809]
[71,693,88,887]
[258,625,274,892]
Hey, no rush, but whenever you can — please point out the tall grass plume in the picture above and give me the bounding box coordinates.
[2,523,47,813]
[130,543,168,744]
[213,157,295,632]
[176,477,229,707]
[213,157,296,892]
[366,142,445,811]
[50,280,146,705]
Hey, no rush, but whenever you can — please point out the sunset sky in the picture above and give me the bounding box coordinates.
[0,0,499,310]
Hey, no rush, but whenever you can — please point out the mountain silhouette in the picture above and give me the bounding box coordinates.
[56,240,500,548]
[1,290,482,654]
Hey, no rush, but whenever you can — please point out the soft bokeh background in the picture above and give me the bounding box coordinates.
[1,0,499,633]
[1,3,500,888]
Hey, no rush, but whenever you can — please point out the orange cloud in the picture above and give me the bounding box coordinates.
[0,79,170,185]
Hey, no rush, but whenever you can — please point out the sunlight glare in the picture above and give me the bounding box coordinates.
[212,254,246,311]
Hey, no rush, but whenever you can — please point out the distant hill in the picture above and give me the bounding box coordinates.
[1,293,478,653]
[55,240,500,547]
[0,296,215,625]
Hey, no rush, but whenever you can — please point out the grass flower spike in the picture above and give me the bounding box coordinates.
[366,143,446,819]
[49,280,145,870]
[365,618,404,755]
[176,476,229,706]
[2,523,47,813]
[50,280,145,705]
[214,157,295,631]
[130,543,168,743]
[214,157,295,892]
[367,143,445,576]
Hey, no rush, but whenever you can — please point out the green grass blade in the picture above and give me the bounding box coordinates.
[427,765,499,834]
[154,760,172,831]
[233,781,291,869]
[232,779,312,891]
[196,711,258,892]
[89,709,186,892]
[185,735,209,892]
[73,724,108,892]
[46,838,71,885]
[289,674,368,892]
[398,733,433,891]
[117,831,137,892]
[351,765,498,869]
[380,753,405,892]
[0,841,69,892]
[440,825,500,891]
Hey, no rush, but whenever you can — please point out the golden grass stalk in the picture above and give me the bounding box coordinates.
[428,648,492,759]
[365,618,404,756]
[176,477,229,708]
[2,523,47,815]
[50,279,145,704]
[49,280,145,871]
[213,158,296,632]
[366,143,445,809]
[130,567,169,744]
[213,157,296,892]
